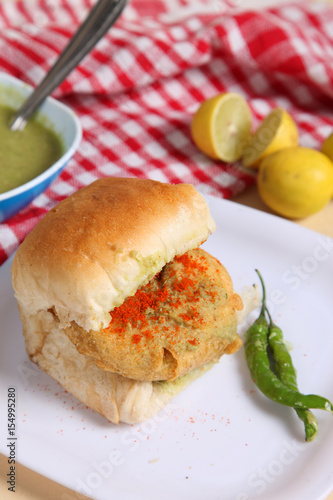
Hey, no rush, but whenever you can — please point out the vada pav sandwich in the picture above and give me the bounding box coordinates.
[11,177,244,424]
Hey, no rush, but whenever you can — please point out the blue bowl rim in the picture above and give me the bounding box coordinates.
[0,72,82,202]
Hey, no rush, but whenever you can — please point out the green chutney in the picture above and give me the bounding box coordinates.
[0,105,64,194]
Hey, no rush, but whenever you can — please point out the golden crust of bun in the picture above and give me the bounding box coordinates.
[64,249,243,382]
[11,178,216,331]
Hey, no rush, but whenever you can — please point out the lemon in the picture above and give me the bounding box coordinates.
[321,131,333,161]
[258,147,333,219]
[190,93,252,162]
[242,108,299,168]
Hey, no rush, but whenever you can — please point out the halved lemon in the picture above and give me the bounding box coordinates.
[190,92,252,162]
[321,131,333,162]
[242,108,298,168]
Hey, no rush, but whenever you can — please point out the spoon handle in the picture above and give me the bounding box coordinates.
[10,0,128,131]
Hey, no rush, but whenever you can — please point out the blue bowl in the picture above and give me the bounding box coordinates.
[0,72,82,223]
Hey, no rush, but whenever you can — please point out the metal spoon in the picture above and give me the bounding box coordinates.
[9,0,128,131]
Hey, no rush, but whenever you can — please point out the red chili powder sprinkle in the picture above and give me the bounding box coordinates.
[174,253,208,274]
[104,251,217,346]
[132,334,142,344]
[173,277,195,293]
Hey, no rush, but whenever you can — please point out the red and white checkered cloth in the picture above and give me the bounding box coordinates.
[0,0,333,265]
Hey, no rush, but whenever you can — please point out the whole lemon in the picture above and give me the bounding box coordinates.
[258,146,333,219]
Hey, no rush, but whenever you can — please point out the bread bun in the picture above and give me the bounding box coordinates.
[11,177,250,424]
[12,178,216,331]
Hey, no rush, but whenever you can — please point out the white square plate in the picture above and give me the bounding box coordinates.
[1,195,333,500]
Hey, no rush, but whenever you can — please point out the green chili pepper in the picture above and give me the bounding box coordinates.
[244,270,333,414]
[266,308,318,442]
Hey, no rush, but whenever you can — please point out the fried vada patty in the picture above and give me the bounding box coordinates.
[64,248,243,381]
